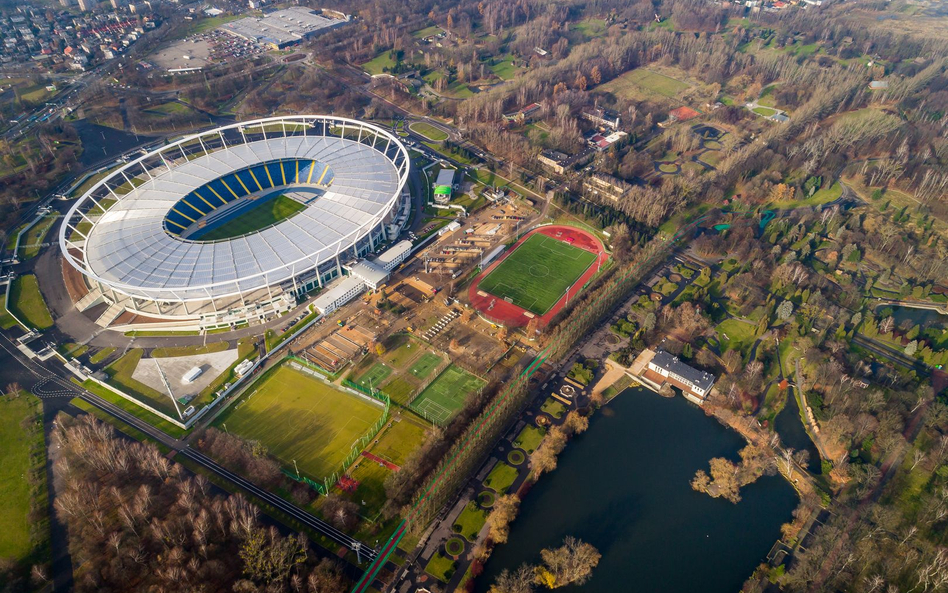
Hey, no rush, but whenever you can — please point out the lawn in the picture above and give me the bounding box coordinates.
[0,392,43,563]
[484,461,519,493]
[571,17,608,38]
[425,551,457,582]
[0,295,19,330]
[172,14,242,39]
[752,106,777,117]
[19,213,57,260]
[353,362,393,391]
[478,233,597,315]
[89,347,116,364]
[104,349,180,418]
[540,397,567,419]
[381,376,418,406]
[366,415,428,467]
[410,365,485,425]
[453,501,487,541]
[598,68,689,101]
[715,319,759,353]
[512,425,546,454]
[489,55,523,80]
[195,195,305,241]
[8,275,53,330]
[409,122,448,142]
[78,379,187,438]
[407,352,444,380]
[769,181,842,209]
[412,25,443,38]
[215,363,386,481]
[361,51,398,75]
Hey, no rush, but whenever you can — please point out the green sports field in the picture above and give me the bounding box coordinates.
[410,365,485,425]
[353,362,392,391]
[215,363,385,480]
[408,353,444,380]
[197,195,306,241]
[478,233,597,315]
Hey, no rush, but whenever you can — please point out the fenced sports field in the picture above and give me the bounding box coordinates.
[410,365,486,425]
[214,359,388,487]
[477,232,597,315]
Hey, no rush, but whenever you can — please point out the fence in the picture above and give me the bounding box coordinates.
[281,356,391,495]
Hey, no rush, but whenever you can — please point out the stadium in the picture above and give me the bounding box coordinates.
[59,116,411,331]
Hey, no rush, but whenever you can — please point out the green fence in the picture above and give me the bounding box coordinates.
[282,356,391,495]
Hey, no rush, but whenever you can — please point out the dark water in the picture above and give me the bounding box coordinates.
[875,305,947,330]
[774,390,821,473]
[477,388,798,593]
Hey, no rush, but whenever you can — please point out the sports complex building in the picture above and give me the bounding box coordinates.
[59,116,411,331]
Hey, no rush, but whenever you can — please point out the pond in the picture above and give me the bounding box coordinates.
[476,388,798,593]
[874,305,947,331]
[774,389,822,474]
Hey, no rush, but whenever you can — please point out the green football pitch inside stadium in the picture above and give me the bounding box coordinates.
[410,365,485,425]
[198,194,306,241]
[478,233,597,315]
[214,364,384,480]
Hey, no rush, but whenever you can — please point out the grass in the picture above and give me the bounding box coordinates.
[658,162,679,173]
[769,182,842,209]
[104,349,181,418]
[752,106,777,117]
[540,397,567,419]
[489,55,523,81]
[598,68,689,101]
[412,25,443,38]
[89,348,116,366]
[19,213,57,260]
[478,233,597,315]
[0,392,43,563]
[407,353,443,380]
[8,275,53,330]
[366,415,428,467]
[171,14,242,39]
[381,376,418,405]
[76,379,187,438]
[195,195,306,241]
[409,122,448,142]
[453,501,487,541]
[571,17,609,39]
[425,551,457,583]
[716,319,759,353]
[361,51,398,76]
[151,341,229,358]
[0,295,19,330]
[484,461,519,493]
[512,425,546,454]
[410,365,485,426]
[353,362,393,391]
[214,363,385,481]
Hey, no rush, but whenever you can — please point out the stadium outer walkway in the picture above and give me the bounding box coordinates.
[467,225,608,328]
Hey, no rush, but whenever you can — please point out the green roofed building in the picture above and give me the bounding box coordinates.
[433,168,456,204]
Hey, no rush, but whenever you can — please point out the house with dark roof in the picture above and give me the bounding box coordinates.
[645,349,716,404]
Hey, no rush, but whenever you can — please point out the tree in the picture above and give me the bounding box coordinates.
[905,340,918,357]
[537,536,602,588]
[321,495,359,531]
[375,343,386,356]
[487,495,520,544]
[777,300,794,321]
[490,564,536,593]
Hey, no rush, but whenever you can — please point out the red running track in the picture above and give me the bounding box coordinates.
[468,225,608,328]
[361,451,400,471]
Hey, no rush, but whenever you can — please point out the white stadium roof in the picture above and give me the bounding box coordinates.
[61,116,409,303]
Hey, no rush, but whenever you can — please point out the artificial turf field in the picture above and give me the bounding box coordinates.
[215,364,384,480]
[410,365,486,425]
[197,194,306,241]
[478,233,597,315]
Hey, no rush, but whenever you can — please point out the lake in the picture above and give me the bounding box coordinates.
[476,388,798,593]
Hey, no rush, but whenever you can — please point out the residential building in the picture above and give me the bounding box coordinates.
[502,102,541,124]
[645,349,716,403]
[537,149,569,174]
[583,173,633,202]
[582,107,621,131]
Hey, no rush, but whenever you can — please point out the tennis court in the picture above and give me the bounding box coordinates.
[410,365,485,425]
[477,232,597,315]
[215,363,385,480]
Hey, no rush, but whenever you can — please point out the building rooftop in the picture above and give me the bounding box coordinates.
[373,240,412,266]
[650,349,715,393]
[435,168,456,187]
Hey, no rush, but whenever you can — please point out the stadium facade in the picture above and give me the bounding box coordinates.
[60,115,410,331]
